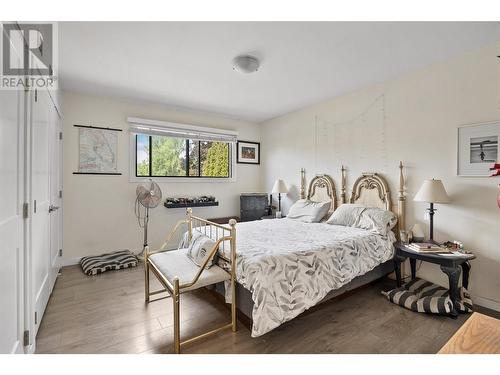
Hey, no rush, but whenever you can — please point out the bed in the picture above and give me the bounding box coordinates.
[195,163,407,337]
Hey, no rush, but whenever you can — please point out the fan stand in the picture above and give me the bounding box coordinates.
[139,207,149,260]
[143,207,149,248]
[135,178,162,260]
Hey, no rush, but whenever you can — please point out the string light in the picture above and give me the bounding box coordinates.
[314,93,388,172]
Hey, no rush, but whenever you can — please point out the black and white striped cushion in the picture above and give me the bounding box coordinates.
[80,250,138,276]
[382,278,473,315]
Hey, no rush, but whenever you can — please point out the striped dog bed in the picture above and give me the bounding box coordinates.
[382,277,473,315]
[80,250,139,276]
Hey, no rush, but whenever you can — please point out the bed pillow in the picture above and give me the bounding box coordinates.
[326,203,397,236]
[356,207,397,236]
[186,231,217,269]
[326,203,366,226]
[287,199,331,223]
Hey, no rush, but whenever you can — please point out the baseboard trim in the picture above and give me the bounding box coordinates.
[57,256,82,267]
[473,295,500,312]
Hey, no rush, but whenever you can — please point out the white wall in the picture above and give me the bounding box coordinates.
[62,91,262,262]
[260,42,500,309]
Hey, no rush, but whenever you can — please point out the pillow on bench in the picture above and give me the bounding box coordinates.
[382,277,473,315]
[180,231,218,269]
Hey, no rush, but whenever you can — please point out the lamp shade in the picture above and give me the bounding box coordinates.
[414,179,450,203]
[272,179,288,194]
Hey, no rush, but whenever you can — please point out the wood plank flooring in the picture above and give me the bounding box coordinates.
[438,313,500,354]
[37,264,472,354]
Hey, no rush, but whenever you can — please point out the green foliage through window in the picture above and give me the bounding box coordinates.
[136,134,230,178]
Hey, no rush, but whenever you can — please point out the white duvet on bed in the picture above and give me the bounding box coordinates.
[192,218,395,337]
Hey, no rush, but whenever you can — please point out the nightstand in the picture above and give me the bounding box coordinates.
[394,242,475,317]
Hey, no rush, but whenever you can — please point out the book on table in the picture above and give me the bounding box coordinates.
[404,242,474,257]
[406,242,448,253]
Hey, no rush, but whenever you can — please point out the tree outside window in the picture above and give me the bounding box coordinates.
[136,134,230,178]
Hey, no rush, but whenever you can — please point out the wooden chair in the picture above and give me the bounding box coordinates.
[144,208,237,354]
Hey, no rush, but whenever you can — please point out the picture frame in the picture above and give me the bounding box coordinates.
[457,121,500,176]
[237,140,260,165]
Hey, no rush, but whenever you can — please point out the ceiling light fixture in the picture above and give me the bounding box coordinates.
[232,55,260,74]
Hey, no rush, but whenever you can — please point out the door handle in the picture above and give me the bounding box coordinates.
[49,205,60,213]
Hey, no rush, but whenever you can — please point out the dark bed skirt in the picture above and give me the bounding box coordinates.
[212,259,395,323]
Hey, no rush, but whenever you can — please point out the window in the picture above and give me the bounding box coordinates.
[136,135,230,178]
[130,118,236,180]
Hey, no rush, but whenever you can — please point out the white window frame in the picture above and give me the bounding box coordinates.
[128,117,238,183]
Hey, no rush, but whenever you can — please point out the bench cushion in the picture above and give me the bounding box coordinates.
[149,249,230,292]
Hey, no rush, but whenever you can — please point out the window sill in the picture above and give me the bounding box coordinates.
[129,175,236,183]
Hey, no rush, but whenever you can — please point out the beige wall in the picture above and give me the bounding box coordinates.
[62,41,500,310]
[260,42,500,310]
[62,91,262,262]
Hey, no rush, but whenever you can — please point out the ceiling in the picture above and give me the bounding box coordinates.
[59,22,500,123]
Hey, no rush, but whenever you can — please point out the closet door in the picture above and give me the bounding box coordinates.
[30,88,53,336]
[0,76,25,352]
[48,102,62,287]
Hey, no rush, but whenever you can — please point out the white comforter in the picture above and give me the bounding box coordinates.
[199,218,395,337]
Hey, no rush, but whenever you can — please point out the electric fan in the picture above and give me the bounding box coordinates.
[135,179,162,255]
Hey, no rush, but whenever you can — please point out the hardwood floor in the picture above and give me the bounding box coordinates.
[37,264,471,354]
[438,313,500,354]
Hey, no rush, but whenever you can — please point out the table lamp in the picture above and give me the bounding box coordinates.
[272,179,288,214]
[414,179,450,241]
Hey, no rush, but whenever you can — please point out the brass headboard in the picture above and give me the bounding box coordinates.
[300,169,340,214]
[349,162,406,233]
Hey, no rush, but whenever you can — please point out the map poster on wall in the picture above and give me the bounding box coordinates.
[77,126,119,174]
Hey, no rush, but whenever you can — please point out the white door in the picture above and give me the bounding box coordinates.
[48,102,62,286]
[0,28,62,354]
[30,88,57,336]
[0,73,25,352]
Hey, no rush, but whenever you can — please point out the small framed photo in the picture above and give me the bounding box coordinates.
[237,141,260,164]
[458,121,500,176]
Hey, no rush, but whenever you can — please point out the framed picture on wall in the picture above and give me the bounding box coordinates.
[237,141,260,164]
[457,121,500,176]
